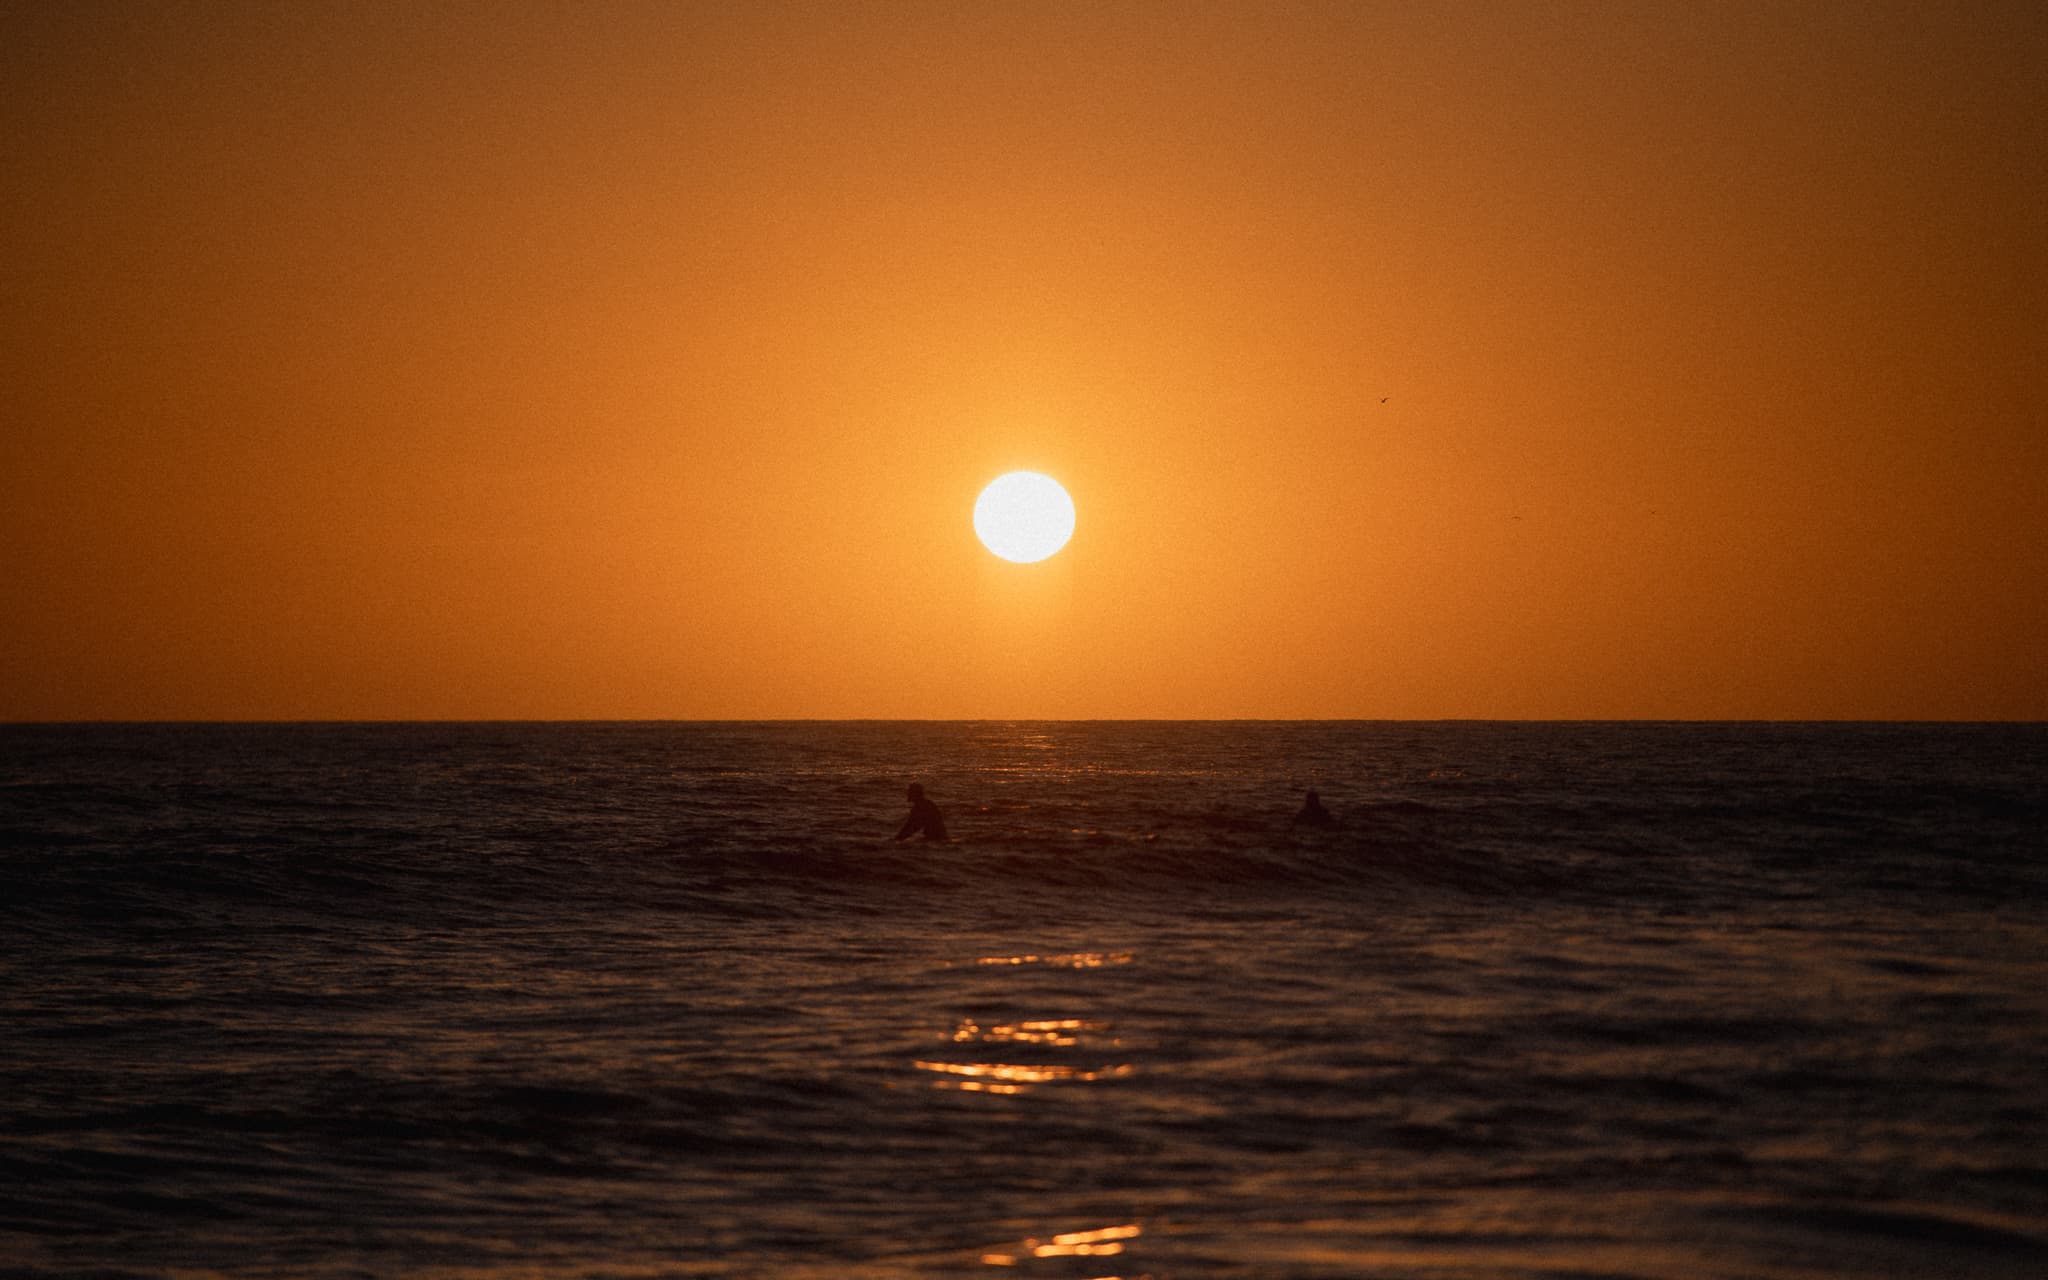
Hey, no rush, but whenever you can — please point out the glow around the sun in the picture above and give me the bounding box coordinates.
[973,472,1076,563]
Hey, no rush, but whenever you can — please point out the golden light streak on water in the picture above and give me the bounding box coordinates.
[974,952,1132,968]
[977,1223,1145,1269]
[1031,1239,1124,1257]
[912,1060,1134,1087]
[952,1018,1100,1046]
[1050,1225,1143,1245]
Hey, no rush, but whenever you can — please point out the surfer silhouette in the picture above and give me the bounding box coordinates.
[894,783,948,841]
[1294,789,1334,826]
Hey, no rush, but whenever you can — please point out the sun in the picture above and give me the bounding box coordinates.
[974,472,1076,563]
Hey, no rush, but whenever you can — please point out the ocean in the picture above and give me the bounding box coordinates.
[2,721,2044,1278]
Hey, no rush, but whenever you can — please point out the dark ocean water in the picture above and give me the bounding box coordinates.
[2,721,2045,1278]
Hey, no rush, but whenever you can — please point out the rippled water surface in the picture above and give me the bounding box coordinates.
[3,721,2045,1277]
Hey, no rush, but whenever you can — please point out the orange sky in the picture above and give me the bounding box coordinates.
[4,1,2042,720]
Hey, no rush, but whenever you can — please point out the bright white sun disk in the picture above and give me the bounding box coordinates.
[974,472,1075,563]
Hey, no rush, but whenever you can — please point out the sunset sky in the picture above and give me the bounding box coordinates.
[4,1,2042,720]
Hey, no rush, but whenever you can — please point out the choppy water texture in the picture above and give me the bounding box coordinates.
[3,721,2046,1278]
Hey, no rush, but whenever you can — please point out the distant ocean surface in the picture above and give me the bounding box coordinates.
[3,721,2045,1278]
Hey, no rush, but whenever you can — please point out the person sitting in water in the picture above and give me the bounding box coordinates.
[1294,788,1334,826]
[894,783,948,841]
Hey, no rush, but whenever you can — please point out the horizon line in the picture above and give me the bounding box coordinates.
[5,717,2043,727]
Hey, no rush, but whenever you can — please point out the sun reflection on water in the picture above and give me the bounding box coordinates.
[925,942,1148,1270]
[921,1010,1131,1094]
[975,952,1133,968]
[914,1060,1136,1092]
[979,1222,1145,1269]
[953,1018,1102,1046]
